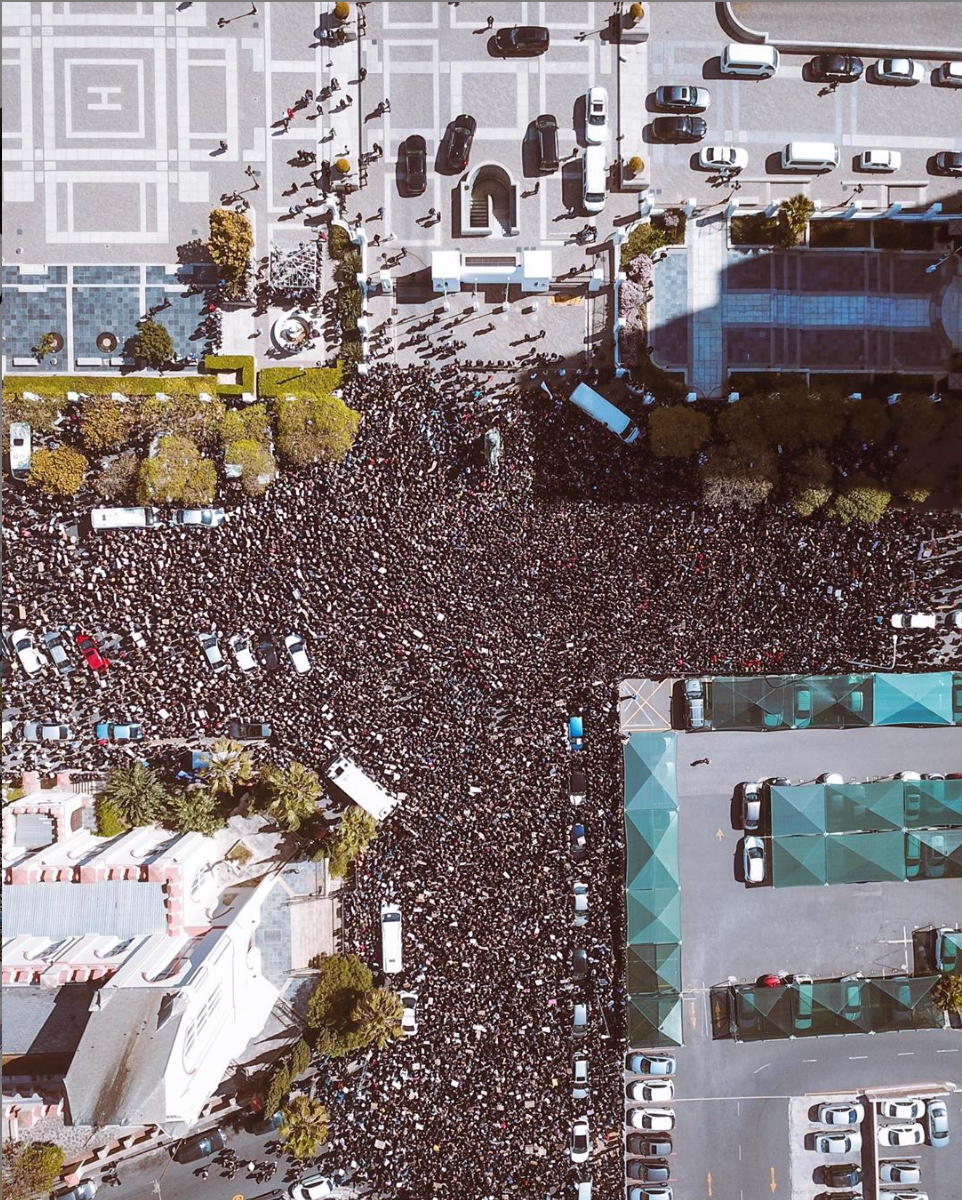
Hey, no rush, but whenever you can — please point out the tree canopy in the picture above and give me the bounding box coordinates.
[131,319,175,369]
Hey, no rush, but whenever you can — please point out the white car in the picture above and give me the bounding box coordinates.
[572,1051,589,1100]
[873,57,924,84]
[284,633,311,674]
[878,1123,925,1147]
[170,508,226,528]
[879,1098,925,1121]
[569,1117,590,1163]
[698,145,748,172]
[818,1101,864,1125]
[23,721,73,742]
[229,633,257,674]
[573,880,589,927]
[196,631,227,673]
[815,1131,862,1154]
[858,149,901,172]
[880,1160,921,1185]
[584,86,608,144]
[627,1079,674,1103]
[890,613,937,629]
[946,611,962,629]
[400,991,418,1037]
[289,1176,336,1200]
[10,628,46,676]
[629,1107,675,1131]
[743,836,765,884]
[938,60,962,86]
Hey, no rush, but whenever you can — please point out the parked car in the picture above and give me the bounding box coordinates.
[170,508,226,527]
[196,631,227,673]
[43,631,72,674]
[289,1176,336,1200]
[628,1189,672,1200]
[569,1117,590,1163]
[56,1184,98,1200]
[815,1131,862,1154]
[534,114,560,171]
[569,765,587,805]
[246,1108,283,1135]
[627,1133,672,1157]
[628,1079,675,1103]
[823,1163,862,1188]
[880,1099,924,1121]
[76,632,109,674]
[229,633,257,673]
[858,149,901,171]
[878,1124,924,1147]
[880,1160,921,1184]
[891,612,937,629]
[873,57,924,84]
[743,835,765,884]
[652,116,707,142]
[627,1054,676,1076]
[684,677,705,727]
[937,60,962,86]
[570,822,587,863]
[494,25,550,55]
[173,1129,227,1162]
[627,1160,671,1182]
[10,628,46,676]
[400,991,418,1036]
[840,976,862,1022]
[934,927,959,972]
[905,834,922,879]
[228,719,272,741]
[739,781,762,830]
[698,145,747,171]
[401,134,427,194]
[573,880,588,927]
[572,1051,589,1100]
[927,1098,949,1147]
[628,1107,675,1131]
[284,633,311,674]
[258,636,281,671]
[923,834,947,878]
[95,720,144,742]
[567,714,584,750]
[446,114,477,171]
[934,150,962,175]
[810,54,863,81]
[23,721,72,742]
[584,86,609,143]
[655,85,711,111]
[572,947,588,981]
[818,1102,864,1126]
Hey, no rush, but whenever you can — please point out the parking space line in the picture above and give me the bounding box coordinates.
[848,1055,869,1060]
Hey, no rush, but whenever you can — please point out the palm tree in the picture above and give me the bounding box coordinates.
[353,988,404,1050]
[259,762,322,832]
[932,973,962,1015]
[279,1094,330,1160]
[201,738,254,797]
[103,763,168,827]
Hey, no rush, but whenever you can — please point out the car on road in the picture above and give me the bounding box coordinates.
[627,1160,671,1182]
[570,822,587,863]
[858,149,901,172]
[534,114,560,172]
[879,1099,924,1121]
[584,86,608,143]
[570,1118,590,1163]
[289,1176,336,1200]
[878,1123,924,1147]
[567,714,584,750]
[891,612,937,628]
[569,765,587,804]
[494,25,549,55]
[810,53,863,81]
[934,927,959,972]
[934,150,962,175]
[228,719,272,741]
[937,60,962,86]
[873,57,924,84]
[23,721,72,742]
[628,1108,675,1131]
[628,1189,672,1200]
[284,633,311,674]
[651,116,707,142]
[400,991,418,1036]
[446,114,477,171]
[43,631,72,674]
[401,134,427,194]
[880,1160,921,1184]
[572,948,588,981]
[743,835,765,884]
[170,508,226,527]
[927,1098,949,1147]
[655,85,711,111]
[573,880,588,926]
[10,628,46,676]
[627,1134,672,1157]
[173,1129,227,1162]
[818,1102,864,1126]
[627,1054,676,1076]
[196,631,227,673]
[95,720,144,742]
[229,633,257,673]
[698,145,747,172]
[823,1163,862,1188]
[572,1051,589,1100]
[76,632,109,674]
[815,1131,862,1154]
[572,1001,588,1035]
[627,1079,674,1103]
[739,781,762,830]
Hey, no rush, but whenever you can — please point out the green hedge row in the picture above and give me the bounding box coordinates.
[203,354,255,398]
[258,365,343,401]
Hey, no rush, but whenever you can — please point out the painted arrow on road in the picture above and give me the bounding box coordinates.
[770,1166,778,1192]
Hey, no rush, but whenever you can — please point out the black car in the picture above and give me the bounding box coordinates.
[810,53,863,81]
[627,1133,672,1157]
[651,115,707,142]
[534,114,559,172]
[228,719,272,741]
[402,134,427,195]
[258,637,280,671]
[447,114,477,171]
[173,1129,227,1163]
[570,822,587,863]
[494,25,550,55]
[627,1160,671,1182]
[572,948,588,980]
[934,150,962,176]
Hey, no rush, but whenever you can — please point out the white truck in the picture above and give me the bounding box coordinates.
[325,755,399,820]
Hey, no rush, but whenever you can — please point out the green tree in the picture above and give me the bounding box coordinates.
[831,482,891,526]
[103,762,168,827]
[3,1141,65,1200]
[31,332,60,361]
[264,1061,292,1116]
[777,194,815,248]
[791,485,833,518]
[258,762,323,832]
[306,953,373,1034]
[273,392,361,468]
[165,787,228,836]
[290,1037,312,1078]
[279,1094,330,1160]
[351,988,404,1050]
[787,448,834,516]
[136,435,216,506]
[700,445,776,509]
[716,394,768,451]
[131,319,175,369]
[201,738,254,797]
[932,973,962,1015]
[845,396,891,448]
[207,208,254,297]
[82,394,139,453]
[225,438,278,496]
[94,796,130,838]
[322,805,378,879]
[890,391,945,449]
[140,393,226,448]
[28,445,88,496]
[219,403,271,447]
[647,406,710,459]
[93,450,140,501]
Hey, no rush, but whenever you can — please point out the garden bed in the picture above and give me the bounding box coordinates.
[809,219,872,249]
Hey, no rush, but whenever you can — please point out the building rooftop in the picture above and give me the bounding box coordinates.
[4,881,167,940]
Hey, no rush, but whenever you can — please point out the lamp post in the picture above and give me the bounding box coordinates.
[926,246,962,274]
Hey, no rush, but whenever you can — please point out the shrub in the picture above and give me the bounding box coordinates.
[137,435,216,506]
[647,406,710,459]
[273,392,361,468]
[334,157,351,174]
[225,438,278,496]
[620,222,666,269]
[627,155,644,174]
[3,375,210,399]
[219,403,271,448]
[654,209,686,246]
[165,788,228,836]
[203,353,255,398]
[94,796,130,838]
[791,485,833,518]
[131,319,175,369]
[1,390,66,437]
[207,209,254,297]
[258,366,343,402]
[700,445,777,509]
[140,393,226,447]
[82,394,140,453]
[831,483,892,526]
[93,451,139,501]
[29,446,88,496]
[327,224,353,261]
[334,1,351,18]
[932,973,962,1014]
[629,2,645,18]
[5,1141,65,1200]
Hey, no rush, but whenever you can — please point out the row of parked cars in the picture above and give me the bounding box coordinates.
[7,627,110,679]
[624,1053,678,1199]
[197,630,310,676]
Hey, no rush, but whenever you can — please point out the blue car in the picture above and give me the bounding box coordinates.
[567,715,584,751]
[95,720,144,742]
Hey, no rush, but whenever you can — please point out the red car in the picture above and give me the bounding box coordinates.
[76,633,109,673]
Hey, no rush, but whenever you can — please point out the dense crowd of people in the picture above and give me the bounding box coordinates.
[3,360,957,1198]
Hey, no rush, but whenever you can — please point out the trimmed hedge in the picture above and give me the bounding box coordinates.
[203,354,255,398]
[2,374,211,398]
[258,365,343,402]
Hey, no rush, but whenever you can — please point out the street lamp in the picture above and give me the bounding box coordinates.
[926,246,962,274]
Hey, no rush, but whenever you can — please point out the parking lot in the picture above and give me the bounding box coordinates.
[627,725,961,1200]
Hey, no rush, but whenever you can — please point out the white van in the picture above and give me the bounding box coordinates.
[380,902,403,974]
[9,423,32,480]
[721,43,779,77]
[569,383,640,444]
[326,755,399,821]
[582,144,607,214]
[781,141,839,171]
[90,507,162,531]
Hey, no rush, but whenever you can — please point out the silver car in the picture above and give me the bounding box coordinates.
[23,721,72,742]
